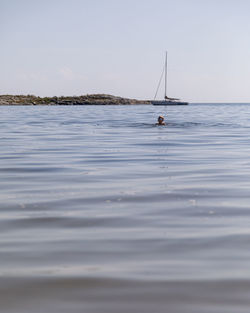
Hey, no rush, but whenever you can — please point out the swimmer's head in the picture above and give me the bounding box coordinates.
[158,115,165,125]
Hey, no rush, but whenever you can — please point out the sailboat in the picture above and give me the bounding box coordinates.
[151,52,188,105]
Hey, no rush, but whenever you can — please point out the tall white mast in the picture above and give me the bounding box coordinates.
[164,51,168,99]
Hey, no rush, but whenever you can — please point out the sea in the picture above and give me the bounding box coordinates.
[1,103,250,313]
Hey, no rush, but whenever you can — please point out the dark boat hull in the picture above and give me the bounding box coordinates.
[151,100,188,105]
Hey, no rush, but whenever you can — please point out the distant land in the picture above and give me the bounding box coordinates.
[0,94,151,105]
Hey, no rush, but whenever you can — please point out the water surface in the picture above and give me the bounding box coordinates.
[1,104,250,312]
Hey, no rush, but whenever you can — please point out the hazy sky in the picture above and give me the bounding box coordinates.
[1,0,250,102]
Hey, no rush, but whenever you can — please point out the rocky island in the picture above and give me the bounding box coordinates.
[0,94,150,105]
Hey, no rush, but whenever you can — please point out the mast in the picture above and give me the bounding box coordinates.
[164,51,167,99]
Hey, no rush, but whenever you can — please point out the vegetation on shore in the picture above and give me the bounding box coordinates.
[0,94,150,105]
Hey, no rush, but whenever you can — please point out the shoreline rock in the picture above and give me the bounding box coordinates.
[0,94,151,105]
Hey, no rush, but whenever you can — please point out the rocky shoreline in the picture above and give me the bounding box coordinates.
[0,94,151,105]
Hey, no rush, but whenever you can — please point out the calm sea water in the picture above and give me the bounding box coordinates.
[1,103,250,313]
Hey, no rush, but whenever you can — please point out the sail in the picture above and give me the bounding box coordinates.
[164,96,180,101]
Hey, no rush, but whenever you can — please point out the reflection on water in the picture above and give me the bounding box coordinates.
[1,104,250,312]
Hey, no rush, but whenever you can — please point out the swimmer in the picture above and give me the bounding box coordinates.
[156,115,165,125]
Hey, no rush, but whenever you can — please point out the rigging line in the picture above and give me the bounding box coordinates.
[154,64,165,100]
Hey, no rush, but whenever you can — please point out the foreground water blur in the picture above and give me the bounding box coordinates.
[1,103,250,313]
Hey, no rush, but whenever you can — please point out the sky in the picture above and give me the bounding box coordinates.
[1,0,250,102]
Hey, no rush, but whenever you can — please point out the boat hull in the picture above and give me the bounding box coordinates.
[151,100,188,105]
